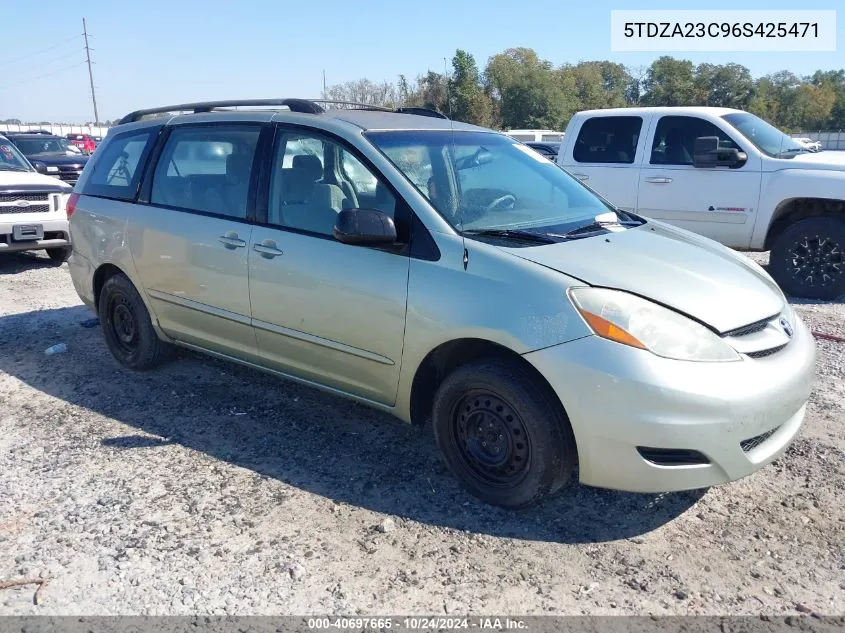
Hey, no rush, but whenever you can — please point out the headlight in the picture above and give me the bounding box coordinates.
[569,287,740,362]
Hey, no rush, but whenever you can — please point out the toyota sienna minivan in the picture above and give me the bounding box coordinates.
[67,99,816,508]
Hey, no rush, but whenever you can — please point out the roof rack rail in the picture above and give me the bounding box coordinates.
[118,99,325,125]
[118,98,450,125]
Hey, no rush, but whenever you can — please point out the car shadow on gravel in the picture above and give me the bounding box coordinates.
[0,306,704,544]
[0,252,63,275]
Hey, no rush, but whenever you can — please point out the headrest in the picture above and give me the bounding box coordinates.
[292,154,322,182]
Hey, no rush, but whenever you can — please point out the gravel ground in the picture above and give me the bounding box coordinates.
[0,251,843,616]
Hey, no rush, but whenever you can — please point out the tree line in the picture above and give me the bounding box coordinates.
[321,49,845,133]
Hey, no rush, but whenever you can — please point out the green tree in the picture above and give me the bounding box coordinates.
[641,56,696,106]
[450,50,494,126]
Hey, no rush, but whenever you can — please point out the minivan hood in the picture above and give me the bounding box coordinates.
[27,153,88,167]
[502,222,784,333]
[781,151,845,171]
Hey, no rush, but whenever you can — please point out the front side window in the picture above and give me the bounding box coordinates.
[650,116,740,166]
[722,112,807,158]
[268,131,395,237]
[573,116,642,164]
[150,126,260,219]
[83,130,155,200]
[367,130,615,234]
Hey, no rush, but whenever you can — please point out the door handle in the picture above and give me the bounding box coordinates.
[645,177,673,184]
[253,240,283,259]
[218,232,246,249]
[572,173,589,181]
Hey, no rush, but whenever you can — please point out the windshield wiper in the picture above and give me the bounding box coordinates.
[776,148,809,158]
[0,165,28,172]
[561,218,641,238]
[462,228,557,244]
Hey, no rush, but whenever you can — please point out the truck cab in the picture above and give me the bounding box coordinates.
[558,107,845,299]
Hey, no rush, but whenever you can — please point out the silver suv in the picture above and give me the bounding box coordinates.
[67,99,816,508]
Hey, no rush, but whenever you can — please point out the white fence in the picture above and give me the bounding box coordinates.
[0,123,111,137]
[791,131,845,151]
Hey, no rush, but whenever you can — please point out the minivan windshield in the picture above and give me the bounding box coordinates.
[366,130,624,237]
[13,136,74,156]
[722,112,808,158]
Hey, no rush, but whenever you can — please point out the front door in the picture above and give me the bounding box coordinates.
[248,127,409,405]
[637,115,762,248]
[129,123,263,361]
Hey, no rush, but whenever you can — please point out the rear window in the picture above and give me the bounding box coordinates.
[573,116,642,164]
[541,134,563,142]
[81,129,156,200]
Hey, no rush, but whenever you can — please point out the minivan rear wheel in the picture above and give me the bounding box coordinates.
[98,273,173,370]
[770,216,845,300]
[432,358,576,509]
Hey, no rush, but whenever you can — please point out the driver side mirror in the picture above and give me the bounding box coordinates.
[333,208,397,246]
[693,136,747,169]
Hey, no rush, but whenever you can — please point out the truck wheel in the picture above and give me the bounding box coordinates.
[46,247,72,263]
[98,273,173,370]
[770,217,845,300]
[432,358,576,509]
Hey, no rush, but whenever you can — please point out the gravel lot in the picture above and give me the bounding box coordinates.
[0,251,843,616]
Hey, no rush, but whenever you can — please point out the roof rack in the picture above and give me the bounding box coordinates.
[118,98,448,125]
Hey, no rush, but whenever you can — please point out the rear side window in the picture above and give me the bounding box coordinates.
[650,116,740,166]
[541,134,563,142]
[82,130,156,200]
[573,116,642,164]
[150,125,261,219]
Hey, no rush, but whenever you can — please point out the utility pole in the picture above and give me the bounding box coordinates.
[83,17,99,124]
[322,69,327,97]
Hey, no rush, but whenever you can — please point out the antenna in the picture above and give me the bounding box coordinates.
[83,17,99,124]
[443,55,465,269]
[322,69,327,97]
[443,57,453,119]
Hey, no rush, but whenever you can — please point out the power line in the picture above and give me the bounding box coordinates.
[0,61,87,91]
[3,48,87,77]
[0,35,82,67]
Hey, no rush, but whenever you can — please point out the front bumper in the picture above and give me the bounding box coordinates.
[0,216,70,252]
[524,313,816,493]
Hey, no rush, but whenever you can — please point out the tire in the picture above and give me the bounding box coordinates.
[769,216,845,300]
[46,247,72,263]
[97,273,173,370]
[432,358,577,509]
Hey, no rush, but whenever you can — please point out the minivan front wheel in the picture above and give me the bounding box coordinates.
[770,216,845,300]
[98,273,173,370]
[432,359,576,509]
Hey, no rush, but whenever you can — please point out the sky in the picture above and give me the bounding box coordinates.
[1,0,843,123]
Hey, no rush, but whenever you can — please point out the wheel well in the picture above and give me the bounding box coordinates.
[766,197,845,250]
[92,263,125,309]
[409,338,563,426]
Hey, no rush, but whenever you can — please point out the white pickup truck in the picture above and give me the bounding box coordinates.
[557,107,845,299]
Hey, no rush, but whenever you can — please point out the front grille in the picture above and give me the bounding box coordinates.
[747,345,787,359]
[740,427,780,453]
[0,204,50,213]
[0,193,49,203]
[637,447,710,466]
[723,316,776,337]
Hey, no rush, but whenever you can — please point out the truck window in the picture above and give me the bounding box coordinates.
[573,117,641,164]
[650,116,740,166]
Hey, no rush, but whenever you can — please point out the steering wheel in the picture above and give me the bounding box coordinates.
[484,194,517,212]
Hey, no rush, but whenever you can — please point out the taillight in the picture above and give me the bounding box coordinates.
[66,192,80,219]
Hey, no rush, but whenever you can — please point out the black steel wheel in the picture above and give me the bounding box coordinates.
[433,358,576,509]
[97,273,173,370]
[770,216,845,300]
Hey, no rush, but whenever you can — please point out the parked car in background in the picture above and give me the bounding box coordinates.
[6,133,89,185]
[558,107,845,299]
[525,141,560,160]
[66,133,98,154]
[0,134,73,261]
[67,98,815,509]
[506,129,564,142]
[793,137,822,152]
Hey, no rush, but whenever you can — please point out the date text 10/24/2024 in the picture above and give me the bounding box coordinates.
[307,617,528,630]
